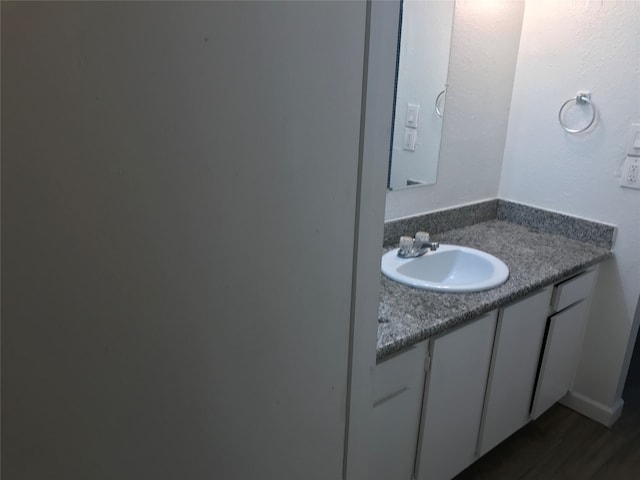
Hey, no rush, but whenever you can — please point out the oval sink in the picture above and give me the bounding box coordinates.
[381,244,509,292]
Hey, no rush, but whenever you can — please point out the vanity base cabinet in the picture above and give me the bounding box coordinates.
[478,287,552,456]
[370,341,428,480]
[372,267,599,479]
[415,311,498,480]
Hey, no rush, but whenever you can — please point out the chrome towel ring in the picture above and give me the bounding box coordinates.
[435,88,446,118]
[558,92,596,134]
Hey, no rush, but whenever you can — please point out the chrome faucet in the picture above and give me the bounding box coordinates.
[397,231,440,258]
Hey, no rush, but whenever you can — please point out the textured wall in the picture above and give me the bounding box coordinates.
[499,1,640,410]
[385,1,525,220]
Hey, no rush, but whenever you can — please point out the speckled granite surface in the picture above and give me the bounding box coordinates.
[377,219,612,361]
[497,200,616,250]
[383,200,498,247]
[384,199,617,249]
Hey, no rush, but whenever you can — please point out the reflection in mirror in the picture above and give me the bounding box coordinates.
[388,0,455,190]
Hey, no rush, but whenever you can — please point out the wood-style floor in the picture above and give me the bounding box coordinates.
[455,348,640,479]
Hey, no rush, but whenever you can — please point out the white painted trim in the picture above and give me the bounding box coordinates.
[560,391,624,427]
[344,1,401,479]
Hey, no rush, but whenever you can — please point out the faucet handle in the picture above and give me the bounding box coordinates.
[398,236,415,258]
[399,236,414,251]
[415,231,430,244]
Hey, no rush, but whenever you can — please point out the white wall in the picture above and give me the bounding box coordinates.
[386,1,524,220]
[499,1,640,413]
[1,2,368,479]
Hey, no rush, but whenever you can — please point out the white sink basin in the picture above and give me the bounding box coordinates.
[381,244,509,293]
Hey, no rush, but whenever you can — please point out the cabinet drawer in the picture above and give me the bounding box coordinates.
[551,268,597,313]
[374,340,428,404]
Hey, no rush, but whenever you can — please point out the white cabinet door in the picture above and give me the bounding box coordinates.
[478,288,552,456]
[415,311,498,480]
[370,341,429,480]
[531,300,590,419]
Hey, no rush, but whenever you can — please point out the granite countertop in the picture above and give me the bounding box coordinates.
[377,219,613,361]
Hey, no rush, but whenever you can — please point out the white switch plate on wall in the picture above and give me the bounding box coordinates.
[626,124,640,156]
[403,127,417,151]
[406,104,420,128]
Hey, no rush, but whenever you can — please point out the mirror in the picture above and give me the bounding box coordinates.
[388,0,455,190]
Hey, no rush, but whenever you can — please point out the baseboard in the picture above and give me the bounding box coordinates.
[560,391,624,427]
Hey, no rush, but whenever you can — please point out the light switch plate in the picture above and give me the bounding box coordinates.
[406,104,420,128]
[403,127,417,151]
[626,124,640,156]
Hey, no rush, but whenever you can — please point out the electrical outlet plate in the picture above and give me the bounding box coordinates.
[621,156,640,190]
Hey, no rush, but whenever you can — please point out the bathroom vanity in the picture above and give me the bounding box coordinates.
[372,200,614,480]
